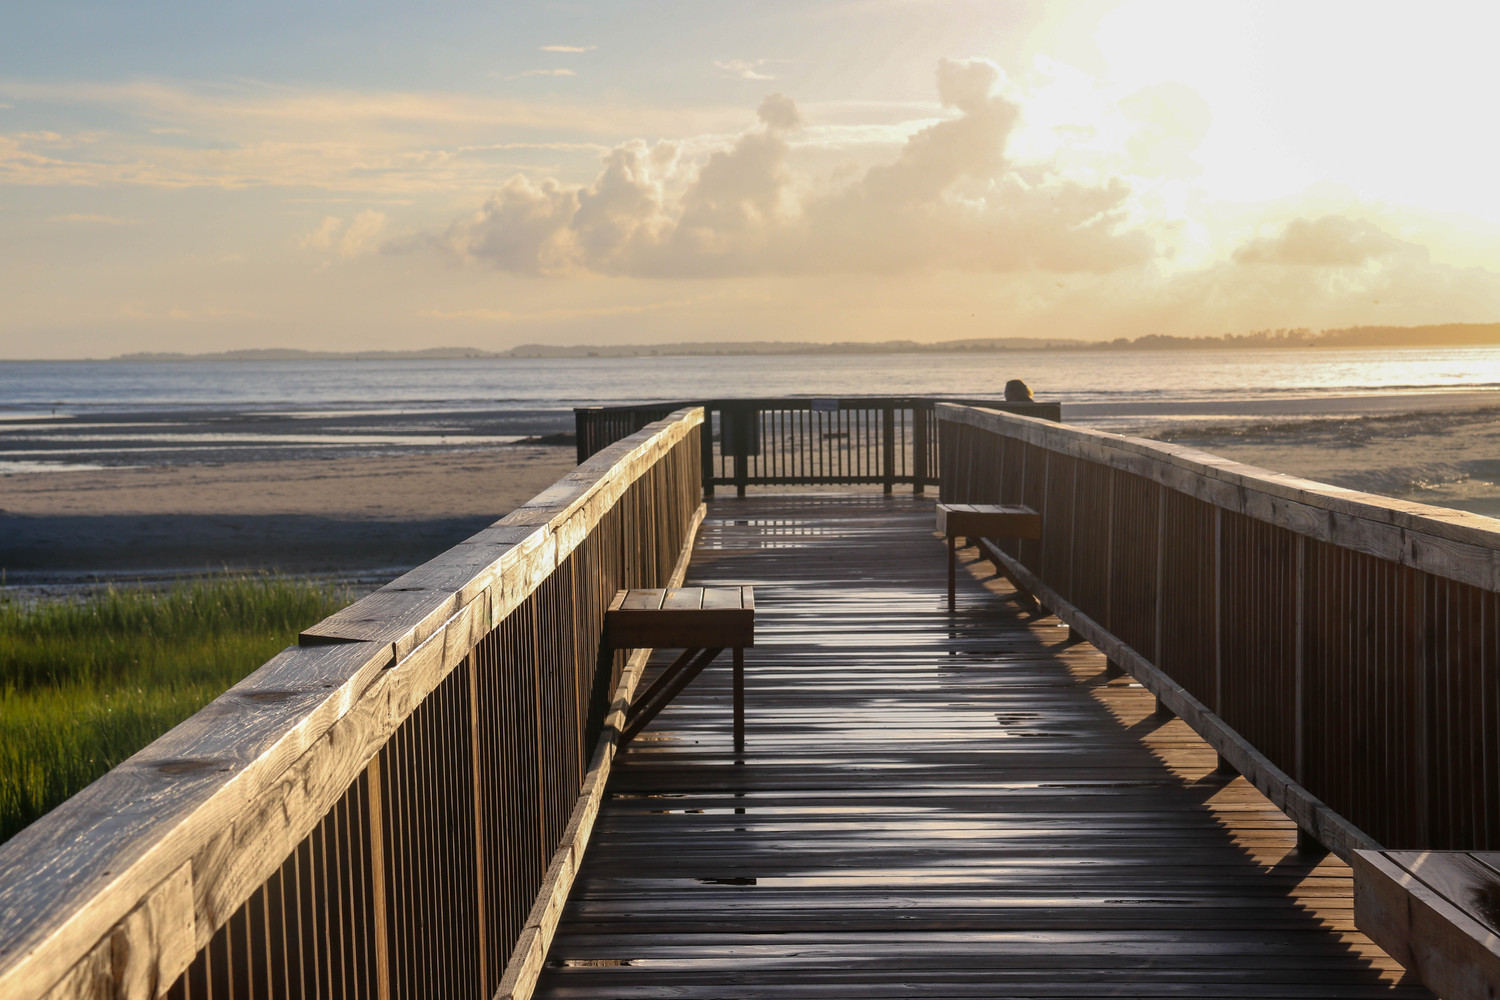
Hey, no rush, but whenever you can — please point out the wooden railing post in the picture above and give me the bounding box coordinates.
[1294,536,1307,785]
[701,405,716,498]
[882,407,896,494]
[912,405,928,495]
[466,656,490,997]
[573,408,595,465]
[1213,507,1223,716]
[728,406,751,498]
[365,757,392,1000]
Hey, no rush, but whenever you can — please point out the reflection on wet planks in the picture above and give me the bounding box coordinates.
[533,494,1430,999]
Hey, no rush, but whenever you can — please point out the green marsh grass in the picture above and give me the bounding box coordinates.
[0,575,350,844]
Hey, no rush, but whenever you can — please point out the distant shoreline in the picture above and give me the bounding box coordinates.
[4,320,1500,362]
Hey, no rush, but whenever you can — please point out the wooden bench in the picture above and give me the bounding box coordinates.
[605,586,754,749]
[1355,849,1500,1000]
[936,503,1042,610]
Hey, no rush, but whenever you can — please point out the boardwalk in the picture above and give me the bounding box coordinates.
[536,494,1427,999]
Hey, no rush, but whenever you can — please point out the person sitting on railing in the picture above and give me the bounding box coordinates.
[1004,379,1034,402]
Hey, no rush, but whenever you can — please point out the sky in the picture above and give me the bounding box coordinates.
[3,0,1500,358]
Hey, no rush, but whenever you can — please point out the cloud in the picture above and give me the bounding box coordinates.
[502,69,578,81]
[49,213,136,225]
[1234,215,1405,267]
[298,210,388,256]
[118,303,252,321]
[297,215,343,251]
[339,210,389,256]
[420,297,701,322]
[0,78,750,193]
[540,45,596,53]
[716,59,779,81]
[434,59,1153,278]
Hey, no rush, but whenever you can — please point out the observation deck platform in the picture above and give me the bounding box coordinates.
[535,493,1428,999]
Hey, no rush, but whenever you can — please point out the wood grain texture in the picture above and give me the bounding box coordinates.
[936,403,1500,589]
[494,504,708,1000]
[532,495,1425,1000]
[606,587,754,650]
[1355,849,1500,1000]
[979,537,1376,864]
[936,503,1042,539]
[0,409,704,1000]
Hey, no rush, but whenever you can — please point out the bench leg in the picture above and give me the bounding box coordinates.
[620,647,724,746]
[947,534,957,611]
[733,647,745,754]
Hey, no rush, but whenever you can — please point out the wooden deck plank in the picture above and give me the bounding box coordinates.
[533,494,1428,999]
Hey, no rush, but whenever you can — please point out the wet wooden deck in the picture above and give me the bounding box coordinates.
[534,494,1430,999]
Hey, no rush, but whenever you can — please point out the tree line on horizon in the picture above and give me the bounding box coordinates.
[105,321,1500,362]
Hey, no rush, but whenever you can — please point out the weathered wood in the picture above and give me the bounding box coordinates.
[493,504,708,1000]
[605,586,755,649]
[937,504,1041,609]
[936,503,1042,540]
[941,400,1500,868]
[978,537,1378,864]
[1355,849,1500,1000]
[578,397,1062,494]
[533,495,1424,1000]
[937,402,1500,589]
[0,408,706,1000]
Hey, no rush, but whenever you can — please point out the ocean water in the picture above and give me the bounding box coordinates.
[6,346,1500,411]
[2,346,1499,471]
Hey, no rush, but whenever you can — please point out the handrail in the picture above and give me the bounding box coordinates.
[576,396,1061,496]
[937,402,1500,858]
[0,407,706,1000]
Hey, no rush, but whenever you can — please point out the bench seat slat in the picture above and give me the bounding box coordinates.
[606,586,754,649]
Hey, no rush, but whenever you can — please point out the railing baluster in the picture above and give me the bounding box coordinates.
[932,400,1500,867]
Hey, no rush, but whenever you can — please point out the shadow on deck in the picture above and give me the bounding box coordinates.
[535,494,1430,999]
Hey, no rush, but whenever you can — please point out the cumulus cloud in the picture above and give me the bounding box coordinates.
[434,59,1153,278]
[298,210,389,257]
[716,59,779,81]
[1234,215,1405,267]
[502,69,578,81]
[49,213,135,225]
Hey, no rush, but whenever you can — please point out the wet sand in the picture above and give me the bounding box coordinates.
[0,447,577,584]
[1122,401,1500,521]
[6,395,1500,588]
[1120,404,1500,521]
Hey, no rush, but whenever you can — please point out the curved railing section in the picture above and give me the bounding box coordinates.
[938,402,1500,859]
[0,407,706,1000]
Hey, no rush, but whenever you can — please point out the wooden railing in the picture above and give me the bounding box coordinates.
[576,397,1061,496]
[0,408,706,1000]
[938,402,1500,858]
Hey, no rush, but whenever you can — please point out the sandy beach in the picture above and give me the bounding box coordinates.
[5,391,1500,590]
[0,447,577,585]
[1120,402,1500,520]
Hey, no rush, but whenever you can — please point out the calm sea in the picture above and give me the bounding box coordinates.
[3,347,1499,471]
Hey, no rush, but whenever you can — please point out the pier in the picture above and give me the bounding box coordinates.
[538,494,1421,998]
[2,400,1497,999]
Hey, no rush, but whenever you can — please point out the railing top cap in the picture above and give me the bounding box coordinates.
[938,401,1500,590]
[0,406,706,1000]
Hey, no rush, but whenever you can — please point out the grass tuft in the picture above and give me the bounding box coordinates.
[0,575,350,844]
